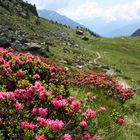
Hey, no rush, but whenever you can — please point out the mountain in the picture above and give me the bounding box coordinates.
[107,23,140,37]
[79,18,140,37]
[38,9,84,28]
[0,0,98,55]
[132,28,140,36]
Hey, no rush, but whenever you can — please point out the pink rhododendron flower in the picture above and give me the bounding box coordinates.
[14,101,23,111]
[93,135,101,140]
[83,109,96,118]
[26,59,32,63]
[21,121,29,129]
[0,92,4,101]
[35,134,47,140]
[46,91,51,96]
[118,118,125,125]
[32,108,38,115]
[59,133,72,140]
[21,121,38,130]
[3,62,10,67]
[37,117,47,127]
[16,58,23,65]
[0,57,5,63]
[109,92,113,97]
[98,107,107,113]
[92,96,97,100]
[38,108,48,117]
[29,123,38,130]
[51,98,67,109]
[26,53,33,59]
[25,101,34,106]
[68,96,74,102]
[121,93,128,99]
[82,132,92,139]
[46,119,64,132]
[6,92,15,100]
[39,92,46,100]
[16,69,24,77]
[70,100,81,111]
[79,121,87,127]
[33,74,40,79]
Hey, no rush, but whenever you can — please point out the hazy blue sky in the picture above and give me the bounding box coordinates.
[26,0,140,23]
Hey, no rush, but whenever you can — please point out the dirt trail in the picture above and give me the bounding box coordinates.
[93,52,131,89]
[94,52,101,64]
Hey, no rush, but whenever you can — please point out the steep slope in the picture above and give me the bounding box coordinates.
[0,1,140,140]
[38,9,84,28]
[0,0,38,17]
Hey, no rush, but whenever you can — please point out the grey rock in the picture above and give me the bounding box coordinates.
[23,42,41,51]
[82,36,89,41]
[66,42,72,46]
[39,47,49,55]
[76,30,84,35]
[77,65,84,69]
[100,64,110,70]
[74,44,79,47]
[0,36,11,48]
[60,60,68,64]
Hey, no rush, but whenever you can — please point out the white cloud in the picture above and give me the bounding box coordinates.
[25,0,68,10]
[58,0,140,22]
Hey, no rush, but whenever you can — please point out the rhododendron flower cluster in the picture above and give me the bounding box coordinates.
[0,48,108,139]
[83,109,96,119]
[70,100,81,111]
[51,97,68,109]
[79,121,87,127]
[21,121,38,130]
[37,117,64,132]
[35,134,47,140]
[59,134,72,140]
[73,72,135,103]
[98,107,107,113]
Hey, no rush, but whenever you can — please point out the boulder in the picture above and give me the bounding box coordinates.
[100,64,110,70]
[22,42,41,51]
[39,47,49,56]
[82,36,89,41]
[60,60,68,64]
[76,30,84,35]
[0,36,11,48]
[12,42,22,51]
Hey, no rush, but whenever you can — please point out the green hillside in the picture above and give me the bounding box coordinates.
[0,0,140,140]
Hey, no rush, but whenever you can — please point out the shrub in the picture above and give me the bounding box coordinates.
[0,48,131,139]
[72,72,135,104]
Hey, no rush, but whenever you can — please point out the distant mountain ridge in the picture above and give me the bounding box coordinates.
[38,9,84,28]
[132,29,140,36]
[107,23,140,37]
[79,18,140,37]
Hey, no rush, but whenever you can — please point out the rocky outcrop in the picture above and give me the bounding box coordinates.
[0,0,38,18]
[76,30,84,35]
[0,25,49,56]
[82,36,89,41]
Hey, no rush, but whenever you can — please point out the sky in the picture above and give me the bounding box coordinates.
[26,0,140,23]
